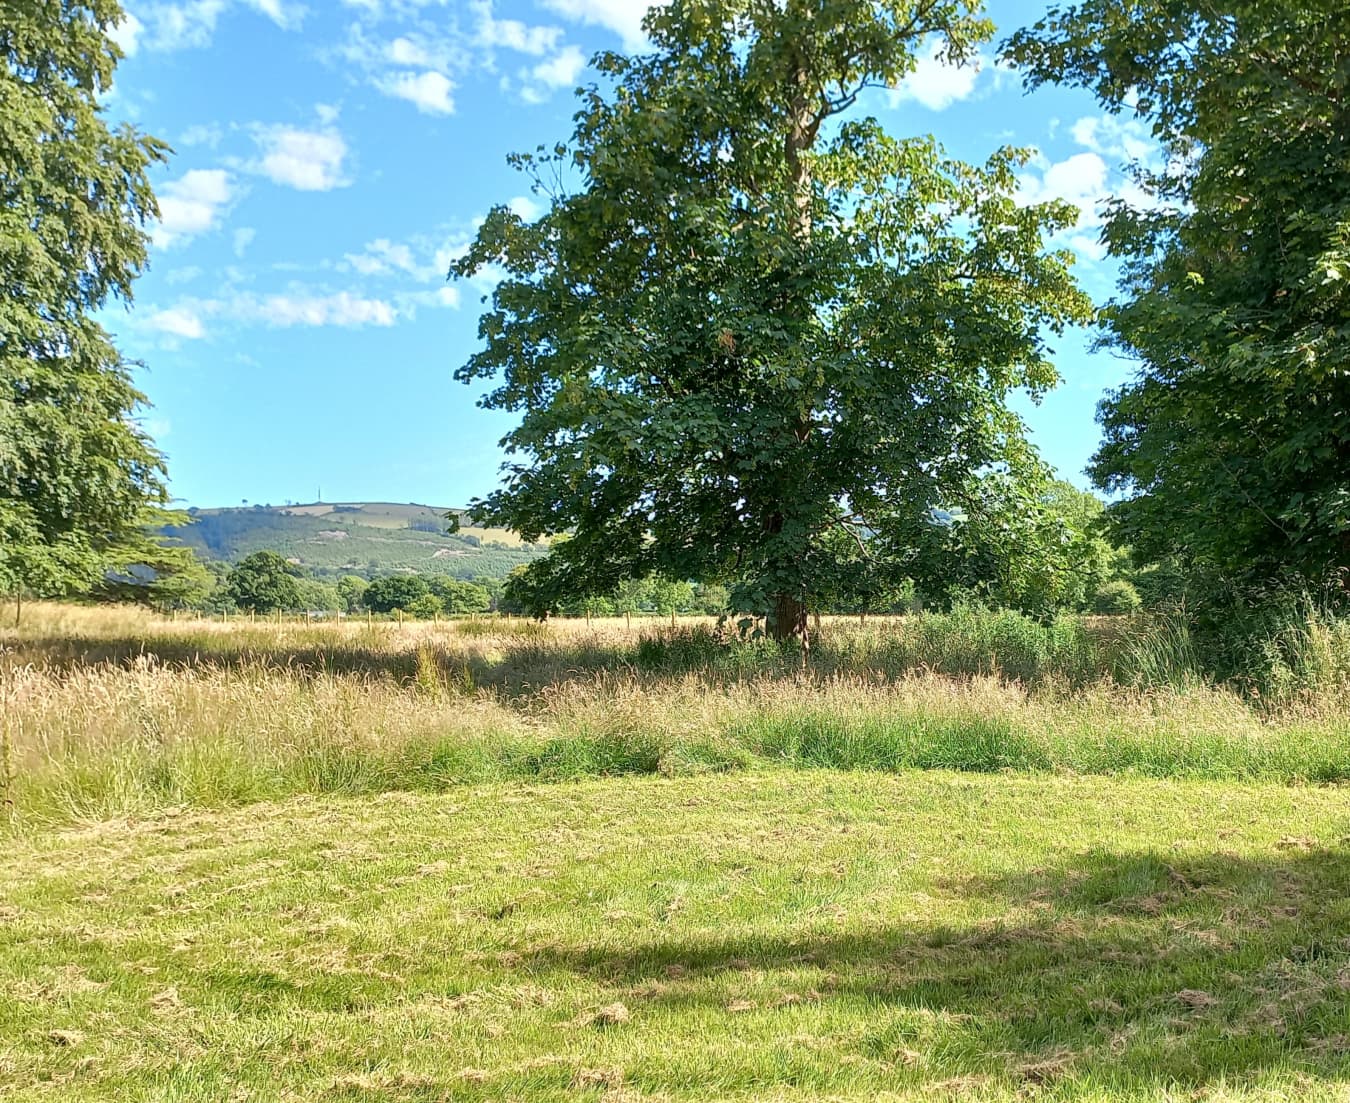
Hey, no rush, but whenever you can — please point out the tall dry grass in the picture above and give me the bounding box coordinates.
[2,602,1348,828]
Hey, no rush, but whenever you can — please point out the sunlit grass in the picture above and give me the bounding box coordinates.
[3,772,1348,1100]
[2,603,1348,828]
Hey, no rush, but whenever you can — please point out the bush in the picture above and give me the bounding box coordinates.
[404,594,444,620]
[1093,580,1142,614]
[225,551,300,613]
[365,575,429,613]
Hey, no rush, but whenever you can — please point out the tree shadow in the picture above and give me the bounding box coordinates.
[3,630,842,702]
[3,619,1118,698]
[517,846,1350,1092]
[2,632,648,696]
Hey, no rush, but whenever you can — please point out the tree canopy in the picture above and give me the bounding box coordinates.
[225,552,301,614]
[364,575,430,614]
[1005,0,1350,594]
[1,1,170,600]
[456,0,1094,640]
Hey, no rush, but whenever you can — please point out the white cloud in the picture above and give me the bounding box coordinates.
[135,1,224,51]
[377,70,456,114]
[344,238,420,276]
[398,285,462,315]
[249,291,397,327]
[145,289,400,335]
[165,266,203,285]
[147,306,206,339]
[539,0,654,51]
[473,0,563,55]
[336,2,577,109]
[1018,152,1110,229]
[155,168,234,246]
[251,125,350,190]
[111,10,143,55]
[1066,233,1108,262]
[508,194,543,220]
[888,36,983,112]
[527,45,586,91]
[1071,114,1157,165]
[385,35,433,65]
[240,0,304,29]
[315,102,341,125]
[179,123,223,147]
[133,0,301,51]
[335,20,469,86]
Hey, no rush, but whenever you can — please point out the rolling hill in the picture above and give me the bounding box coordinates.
[167,502,546,580]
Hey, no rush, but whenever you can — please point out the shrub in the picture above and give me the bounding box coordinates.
[1093,580,1142,615]
[404,594,444,620]
[365,575,429,613]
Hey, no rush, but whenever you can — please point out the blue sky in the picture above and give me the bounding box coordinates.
[104,0,1153,509]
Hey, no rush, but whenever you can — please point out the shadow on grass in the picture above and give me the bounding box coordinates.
[5,634,644,695]
[516,846,1350,1092]
[7,619,1118,694]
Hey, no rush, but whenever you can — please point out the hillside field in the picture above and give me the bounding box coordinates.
[2,604,1350,1100]
[168,501,545,579]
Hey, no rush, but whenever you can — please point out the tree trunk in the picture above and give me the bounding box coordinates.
[761,47,819,659]
[768,591,808,642]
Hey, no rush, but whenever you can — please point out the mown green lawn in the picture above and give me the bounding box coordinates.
[3,771,1349,1101]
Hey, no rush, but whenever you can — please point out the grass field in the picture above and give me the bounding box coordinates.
[3,604,1349,1099]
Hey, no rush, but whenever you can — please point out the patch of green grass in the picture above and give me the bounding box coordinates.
[2,771,1349,1100]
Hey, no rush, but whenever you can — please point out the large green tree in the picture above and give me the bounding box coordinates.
[225,551,300,613]
[1006,0,1350,593]
[455,0,1093,642]
[1,0,169,603]
[898,477,1117,615]
[363,575,429,614]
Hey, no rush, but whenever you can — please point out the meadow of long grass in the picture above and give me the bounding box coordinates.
[6,602,1350,1101]
[3,601,1348,828]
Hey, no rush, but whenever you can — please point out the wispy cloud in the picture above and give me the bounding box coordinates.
[538,0,654,52]
[146,306,207,339]
[139,288,404,340]
[333,0,592,110]
[129,0,304,52]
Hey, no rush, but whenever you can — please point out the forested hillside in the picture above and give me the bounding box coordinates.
[168,502,545,580]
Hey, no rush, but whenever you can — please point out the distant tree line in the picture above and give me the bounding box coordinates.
[69,473,1165,622]
[191,552,506,617]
